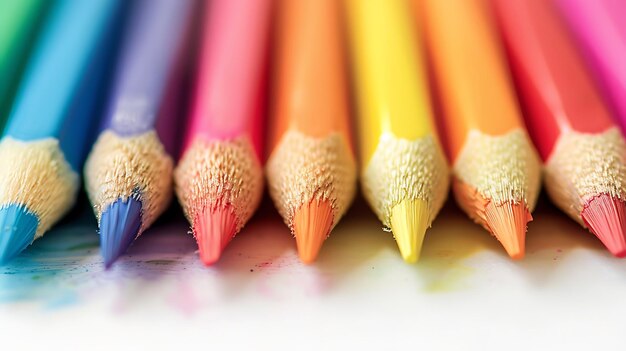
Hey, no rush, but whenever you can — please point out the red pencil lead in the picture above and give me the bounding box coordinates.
[582,195,626,258]
[194,206,238,266]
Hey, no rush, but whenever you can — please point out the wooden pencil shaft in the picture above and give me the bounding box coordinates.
[420,0,525,161]
[2,0,123,170]
[494,0,615,160]
[102,0,195,156]
[182,0,271,159]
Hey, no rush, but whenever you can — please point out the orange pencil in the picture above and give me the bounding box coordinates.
[267,0,357,263]
[493,0,626,256]
[419,0,541,259]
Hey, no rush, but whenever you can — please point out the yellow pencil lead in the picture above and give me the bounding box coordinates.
[390,199,430,263]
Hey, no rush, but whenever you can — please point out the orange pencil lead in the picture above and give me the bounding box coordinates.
[484,202,531,260]
[582,195,626,258]
[454,181,533,259]
[193,205,238,266]
[293,200,334,264]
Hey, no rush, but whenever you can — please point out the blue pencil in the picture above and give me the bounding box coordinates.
[84,0,195,268]
[0,0,122,264]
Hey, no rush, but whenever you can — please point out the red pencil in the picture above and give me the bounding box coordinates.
[174,0,271,265]
[494,0,626,256]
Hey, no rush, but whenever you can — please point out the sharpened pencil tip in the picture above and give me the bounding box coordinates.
[193,205,238,266]
[582,194,626,258]
[484,201,531,260]
[293,200,333,264]
[100,198,142,269]
[0,205,38,265]
[390,199,430,263]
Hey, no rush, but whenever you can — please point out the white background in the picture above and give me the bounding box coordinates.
[0,197,624,350]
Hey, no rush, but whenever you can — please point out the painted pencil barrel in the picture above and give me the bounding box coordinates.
[3,0,122,169]
[183,0,271,155]
[0,0,45,128]
[556,0,626,132]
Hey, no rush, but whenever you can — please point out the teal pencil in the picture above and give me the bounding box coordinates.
[0,0,122,264]
[0,0,46,130]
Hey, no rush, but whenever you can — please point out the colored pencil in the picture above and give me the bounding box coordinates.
[0,0,45,129]
[346,0,449,262]
[419,0,541,259]
[84,0,195,268]
[0,0,121,264]
[493,0,626,257]
[174,0,270,265]
[556,0,626,131]
[267,0,357,263]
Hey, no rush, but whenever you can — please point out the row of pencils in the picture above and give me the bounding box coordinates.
[0,0,625,268]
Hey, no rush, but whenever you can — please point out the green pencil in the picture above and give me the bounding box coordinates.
[0,0,45,129]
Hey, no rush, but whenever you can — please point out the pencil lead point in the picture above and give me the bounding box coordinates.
[100,198,142,269]
[194,205,238,266]
[582,194,626,258]
[0,205,38,265]
[485,201,530,260]
[390,199,430,263]
[293,200,334,264]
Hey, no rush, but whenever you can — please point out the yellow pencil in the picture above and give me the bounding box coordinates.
[345,0,449,262]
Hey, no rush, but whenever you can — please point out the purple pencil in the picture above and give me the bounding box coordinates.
[84,0,195,268]
[556,0,626,130]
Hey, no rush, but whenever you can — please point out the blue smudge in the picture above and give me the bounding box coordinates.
[0,211,99,308]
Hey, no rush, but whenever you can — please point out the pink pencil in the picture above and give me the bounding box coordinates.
[174,0,271,265]
[556,0,626,130]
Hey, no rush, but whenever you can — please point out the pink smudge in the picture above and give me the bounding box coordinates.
[167,279,200,317]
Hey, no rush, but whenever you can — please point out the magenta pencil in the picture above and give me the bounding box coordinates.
[174,0,271,265]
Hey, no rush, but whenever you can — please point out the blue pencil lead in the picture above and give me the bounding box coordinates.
[100,197,142,269]
[0,205,38,265]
